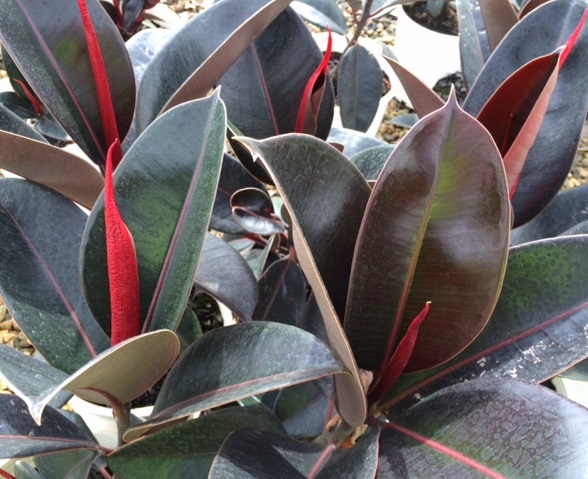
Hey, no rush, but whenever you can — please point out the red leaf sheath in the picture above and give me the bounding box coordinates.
[77,0,122,167]
[105,140,141,345]
[368,302,431,404]
[12,79,43,117]
[560,6,588,67]
[295,27,332,134]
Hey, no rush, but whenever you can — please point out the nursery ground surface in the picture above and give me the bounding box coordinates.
[1,0,588,394]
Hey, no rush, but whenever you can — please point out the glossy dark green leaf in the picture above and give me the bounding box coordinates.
[463,0,588,226]
[0,395,100,459]
[128,322,346,437]
[253,255,307,324]
[0,330,179,424]
[338,44,383,133]
[510,183,588,245]
[209,427,380,478]
[237,134,370,426]
[345,92,510,373]
[81,93,225,334]
[0,132,105,210]
[291,0,347,34]
[135,0,295,132]
[212,153,268,234]
[382,235,588,414]
[349,145,395,181]
[108,407,283,479]
[0,102,46,141]
[379,378,588,478]
[195,234,258,322]
[0,179,109,373]
[218,8,334,140]
[231,188,285,235]
[0,0,135,167]
[33,450,100,479]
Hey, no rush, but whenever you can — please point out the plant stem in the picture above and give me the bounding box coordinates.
[111,401,132,447]
[333,0,374,81]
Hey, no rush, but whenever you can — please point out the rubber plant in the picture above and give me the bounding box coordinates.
[0,0,588,478]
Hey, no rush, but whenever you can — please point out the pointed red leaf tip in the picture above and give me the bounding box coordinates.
[560,5,588,67]
[105,140,141,346]
[77,0,122,167]
[295,26,333,134]
[368,302,431,405]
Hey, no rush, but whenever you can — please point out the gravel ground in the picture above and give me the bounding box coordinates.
[1,1,587,394]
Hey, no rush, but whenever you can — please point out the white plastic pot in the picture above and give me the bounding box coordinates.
[314,31,396,137]
[68,396,154,449]
[551,376,588,408]
[390,5,461,107]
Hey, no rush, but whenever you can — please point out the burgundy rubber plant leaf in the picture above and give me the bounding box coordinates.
[476,50,561,198]
[295,27,332,134]
[368,302,430,405]
[77,0,122,166]
[105,140,141,345]
[560,5,588,67]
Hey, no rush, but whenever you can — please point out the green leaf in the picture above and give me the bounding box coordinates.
[126,322,347,438]
[136,0,295,133]
[0,395,100,459]
[0,330,179,424]
[0,179,109,373]
[338,44,383,133]
[379,378,588,478]
[33,450,100,479]
[81,93,226,335]
[209,427,380,478]
[108,407,283,479]
[0,0,135,167]
[383,235,588,413]
[344,92,510,373]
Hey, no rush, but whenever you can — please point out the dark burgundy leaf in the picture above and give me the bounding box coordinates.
[463,0,588,226]
[209,427,380,478]
[253,255,306,324]
[510,183,588,245]
[379,378,588,478]
[231,188,285,235]
[219,8,334,140]
[212,153,268,234]
[195,234,258,322]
